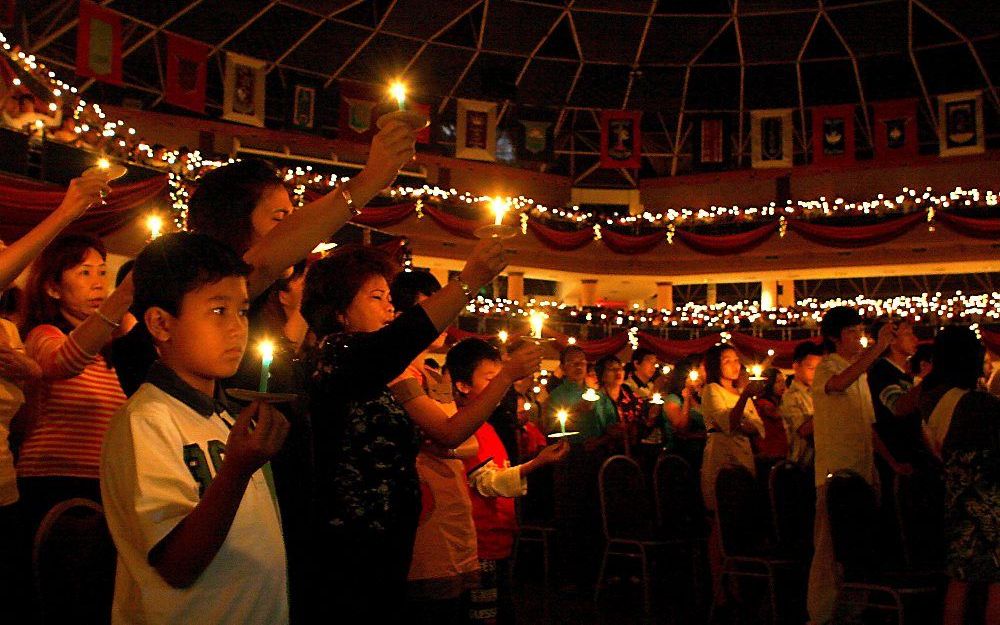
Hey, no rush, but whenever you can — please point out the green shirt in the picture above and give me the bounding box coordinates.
[543,381,614,441]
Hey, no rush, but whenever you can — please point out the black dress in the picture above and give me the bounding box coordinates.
[302,305,438,622]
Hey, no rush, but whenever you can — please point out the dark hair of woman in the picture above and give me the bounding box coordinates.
[760,367,784,404]
[186,158,283,255]
[254,260,306,337]
[301,245,399,338]
[703,343,735,386]
[921,326,984,392]
[21,234,107,335]
[594,354,622,383]
[666,354,702,397]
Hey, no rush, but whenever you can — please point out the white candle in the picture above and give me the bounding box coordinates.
[529,310,545,340]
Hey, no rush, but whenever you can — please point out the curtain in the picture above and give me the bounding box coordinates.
[676,222,776,255]
[0,173,169,240]
[637,332,723,362]
[935,212,1000,240]
[423,204,480,239]
[601,229,665,255]
[787,211,924,248]
[526,220,594,251]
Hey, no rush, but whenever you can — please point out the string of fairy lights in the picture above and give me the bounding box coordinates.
[3,30,997,239]
[466,291,1000,329]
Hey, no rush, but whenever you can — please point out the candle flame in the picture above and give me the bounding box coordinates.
[567,336,577,345]
[258,340,275,363]
[860,336,870,348]
[689,370,699,382]
[556,409,568,427]
[389,81,406,109]
[529,310,545,340]
[146,215,163,239]
[491,197,508,226]
[751,364,763,378]
[523,402,532,412]
[97,158,110,170]
[498,330,508,343]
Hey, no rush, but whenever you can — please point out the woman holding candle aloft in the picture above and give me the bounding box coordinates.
[663,355,708,473]
[299,235,508,622]
[700,344,766,601]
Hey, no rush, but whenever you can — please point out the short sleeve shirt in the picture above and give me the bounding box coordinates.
[100,364,288,625]
[779,379,815,467]
[867,358,923,462]
[0,318,25,504]
[811,353,876,487]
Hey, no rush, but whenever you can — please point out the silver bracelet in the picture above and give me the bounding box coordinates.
[452,277,474,300]
[339,183,361,217]
[95,310,120,329]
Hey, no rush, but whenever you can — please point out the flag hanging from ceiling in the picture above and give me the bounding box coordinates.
[518,120,552,161]
[164,33,209,114]
[600,110,642,169]
[811,104,855,167]
[872,99,917,162]
[0,0,15,28]
[938,90,984,157]
[222,52,266,127]
[291,84,316,129]
[75,0,122,85]
[338,82,377,141]
[695,117,726,168]
[750,109,793,169]
[456,98,497,162]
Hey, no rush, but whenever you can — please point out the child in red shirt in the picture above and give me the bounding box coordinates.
[447,339,568,625]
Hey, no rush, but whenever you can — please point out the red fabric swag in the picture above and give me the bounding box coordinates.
[676,222,777,255]
[787,211,924,248]
[637,332,723,362]
[353,202,416,228]
[423,204,479,239]
[601,229,664,255]
[728,333,823,368]
[0,174,168,240]
[526,220,594,251]
[935,212,1000,240]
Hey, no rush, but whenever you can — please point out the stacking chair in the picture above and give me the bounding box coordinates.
[712,465,800,625]
[33,498,116,625]
[653,453,707,603]
[893,471,946,571]
[594,454,671,615]
[826,470,941,625]
[768,460,815,558]
[512,496,557,586]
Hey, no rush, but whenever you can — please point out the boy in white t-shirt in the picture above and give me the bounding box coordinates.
[100,233,290,625]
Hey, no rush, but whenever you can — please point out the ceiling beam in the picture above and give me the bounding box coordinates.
[324,0,400,87]
[267,0,368,75]
[621,0,658,110]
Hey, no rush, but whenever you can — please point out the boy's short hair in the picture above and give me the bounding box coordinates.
[559,345,586,364]
[133,232,251,318]
[630,348,656,366]
[820,306,862,350]
[792,340,824,363]
[446,338,501,390]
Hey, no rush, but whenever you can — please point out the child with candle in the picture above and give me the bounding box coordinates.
[100,232,290,625]
[446,338,569,625]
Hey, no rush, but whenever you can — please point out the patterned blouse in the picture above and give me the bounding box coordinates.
[306,306,438,535]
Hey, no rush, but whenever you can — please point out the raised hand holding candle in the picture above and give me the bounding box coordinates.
[258,340,274,393]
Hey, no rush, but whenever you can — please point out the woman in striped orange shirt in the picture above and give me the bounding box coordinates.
[15,234,131,528]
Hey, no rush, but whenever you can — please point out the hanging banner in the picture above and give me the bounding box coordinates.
[811,104,855,167]
[291,84,316,129]
[222,52,266,127]
[600,110,642,169]
[938,90,984,157]
[695,117,726,168]
[164,33,209,114]
[456,98,496,162]
[750,109,793,169]
[519,120,552,161]
[872,99,917,163]
[0,0,15,28]
[75,0,122,85]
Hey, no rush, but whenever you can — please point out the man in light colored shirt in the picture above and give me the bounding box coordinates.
[807,307,898,625]
[779,341,824,471]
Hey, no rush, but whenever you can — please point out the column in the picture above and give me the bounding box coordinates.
[506,271,525,302]
[761,279,777,310]
[706,283,717,306]
[776,279,795,307]
[656,281,674,311]
[581,279,598,307]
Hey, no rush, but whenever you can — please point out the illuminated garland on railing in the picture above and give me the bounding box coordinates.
[465,291,1000,329]
[2,29,998,235]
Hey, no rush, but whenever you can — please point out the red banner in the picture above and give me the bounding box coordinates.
[812,104,855,167]
[872,99,918,163]
[164,33,210,114]
[76,0,122,85]
[600,110,642,169]
[338,82,377,142]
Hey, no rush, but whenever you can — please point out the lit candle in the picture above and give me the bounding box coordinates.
[689,370,699,382]
[529,310,545,340]
[556,409,568,435]
[146,215,163,240]
[258,340,274,393]
[523,401,532,412]
[567,336,577,345]
[581,387,600,402]
[491,197,508,226]
[650,392,664,405]
[749,364,764,380]
[860,336,869,348]
[497,330,508,344]
[767,349,775,357]
[389,81,406,112]
[662,365,671,375]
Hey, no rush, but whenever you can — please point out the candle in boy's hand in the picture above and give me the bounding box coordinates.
[529,310,545,340]
[258,340,274,393]
[556,409,568,435]
[389,81,407,112]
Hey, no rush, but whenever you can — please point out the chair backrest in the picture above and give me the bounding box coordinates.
[769,460,815,555]
[33,498,116,625]
[598,454,655,541]
[825,471,880,580]
[714,464,774,558]
[653,452,700,539]
[894,471,945,569]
